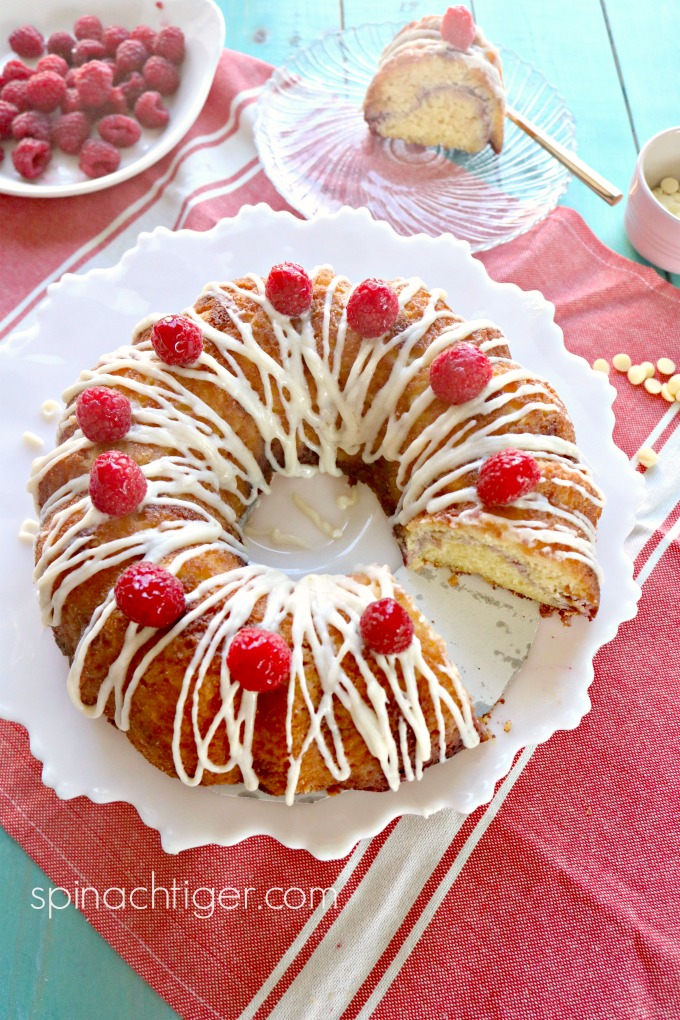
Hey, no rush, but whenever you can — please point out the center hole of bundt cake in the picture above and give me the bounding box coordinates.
[242,470,402,580]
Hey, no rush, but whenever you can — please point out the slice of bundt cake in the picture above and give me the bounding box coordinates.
[363,8,505,154]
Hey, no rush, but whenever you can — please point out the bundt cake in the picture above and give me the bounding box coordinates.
[363,8,506,154]
[29,263,603,803]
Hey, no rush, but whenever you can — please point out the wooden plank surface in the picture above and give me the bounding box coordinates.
[1,1,677,1017]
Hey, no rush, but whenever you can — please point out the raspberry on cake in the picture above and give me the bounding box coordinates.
[363,8,506,153]
[30,265,603,803]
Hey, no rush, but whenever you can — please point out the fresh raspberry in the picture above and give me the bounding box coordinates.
[98,113,141,147]
[226,628,291,693]
[76,386,132,441]
[79,138,120,178]
[476,448,541,506]
[116,39,148,75]
[153,26,186,64]
[150,315,203,366]
[12,110,51,142]
[73,15,104,42]
[72,38,107,66]
[0,101,18,140]
[12,137,51,179]
[265,263,313,316]
[61,88,83,114]
[36,54,69,77]
[120,71,146,109]
[52,111,91,153]
[47,31,76,63]
[1,80,31,112]
[103,24,129,57]
[25,71,67,113]
[133,90,169,128]
[65,68,78,87]
[429,342,493,405]
[89,451,146,516]
[104,86,128,115]
[360,598,414,655]
[142,55,180,95]
[115,561,186,628]
[130,24,157,53]
[9,25,44,59]
[75,60,113,107]
[2,60,34,83]
[441,6,476,51]
[346,279,400,338]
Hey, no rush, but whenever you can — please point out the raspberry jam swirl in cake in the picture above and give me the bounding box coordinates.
[29,266,603,801]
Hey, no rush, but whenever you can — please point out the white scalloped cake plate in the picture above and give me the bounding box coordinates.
[0,0,225,198]
[0,205,641,859]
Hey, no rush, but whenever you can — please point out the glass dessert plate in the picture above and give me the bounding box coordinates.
[0,206,641,859]
[255,23,576,252]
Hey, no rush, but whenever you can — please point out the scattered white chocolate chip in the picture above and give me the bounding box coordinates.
[503,720,512,733]
[18,519,39,544]
[640,361,655,379]
[637,446,658,469]
[22,431,44,450]
[40,399,62,421]
[612,353,632,372]
[628,365,647,385]
[644,378,662,394]
[657,357,676,376]
[667,374,680,396]
[660,176,679,195]
[592,358,610,374]
[661,384,675,402]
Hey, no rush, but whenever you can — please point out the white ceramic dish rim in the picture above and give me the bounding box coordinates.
[0,205,642,859]
[254,24,576,253]
[0,0,225,198]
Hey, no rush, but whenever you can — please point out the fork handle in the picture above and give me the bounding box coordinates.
[505,104,623,206]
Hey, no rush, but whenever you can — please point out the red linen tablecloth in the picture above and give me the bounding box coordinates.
[2,50,680,1020]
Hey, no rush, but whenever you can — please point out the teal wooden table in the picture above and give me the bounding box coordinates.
[1,2,677,1017]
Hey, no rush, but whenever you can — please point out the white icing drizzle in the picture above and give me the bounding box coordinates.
[245,526,312,550]
[378,17,504,94]
[30,266,604,800]
[336,488,359,510]
[292,492,343,540]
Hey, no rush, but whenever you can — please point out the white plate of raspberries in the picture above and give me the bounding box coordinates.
[0,0,225,196]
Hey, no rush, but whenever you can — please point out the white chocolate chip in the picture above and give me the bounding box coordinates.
[40,399,62,421]
[661,384,675,402]
[592,358,610,374]
[644,378,662,394]
[628,365,647,385]
[640,361,655,379]
[22,431,44,450]
[637,447,658,469]
[612,353,632,372]
[18,518,39,544]
[667,374,680,396]
[660,176,679,195]
[657,357,676,376]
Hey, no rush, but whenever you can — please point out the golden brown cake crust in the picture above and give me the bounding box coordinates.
[32,266,602,800]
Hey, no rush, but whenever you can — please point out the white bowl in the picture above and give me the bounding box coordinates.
[0,0,225,198]
[624,126,680,272]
